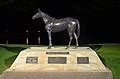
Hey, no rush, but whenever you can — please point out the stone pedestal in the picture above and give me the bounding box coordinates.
[2,47,112,79]
[0,75,2,79]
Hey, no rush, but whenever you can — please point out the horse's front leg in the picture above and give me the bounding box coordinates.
[47,30,52,49]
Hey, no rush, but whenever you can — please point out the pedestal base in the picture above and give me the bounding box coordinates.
[2,47,112,79]
[0,75,2,79]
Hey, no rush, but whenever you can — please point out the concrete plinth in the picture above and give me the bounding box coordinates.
[0,75,2,79]
[2,47,112,79]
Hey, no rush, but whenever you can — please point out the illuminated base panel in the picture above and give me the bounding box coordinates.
[2,47,112,79]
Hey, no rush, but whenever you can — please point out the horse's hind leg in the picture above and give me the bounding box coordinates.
[66,32,73,49]
[73,32,78,48]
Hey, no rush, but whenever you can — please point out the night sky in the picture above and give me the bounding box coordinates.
[0,0,116,45]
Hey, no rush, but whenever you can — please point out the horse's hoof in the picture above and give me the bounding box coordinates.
[66,46,69,49]
[47,46,51,49]
[74,46,78,49]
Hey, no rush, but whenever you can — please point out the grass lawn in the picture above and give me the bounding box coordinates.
[0,44,120,79]
[96,45,120,79]
[89,44,120,79]
[0,44,27,73]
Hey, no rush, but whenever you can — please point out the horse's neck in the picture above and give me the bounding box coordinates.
[42,13,55,24]
[42,18,49,24]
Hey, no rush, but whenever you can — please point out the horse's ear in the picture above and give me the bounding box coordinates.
[38,8,41,12]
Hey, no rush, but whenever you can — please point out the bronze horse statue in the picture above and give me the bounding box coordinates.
[32,9,80,49]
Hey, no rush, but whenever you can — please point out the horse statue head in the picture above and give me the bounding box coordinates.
[32,8,54,24]
[32,8,43,20]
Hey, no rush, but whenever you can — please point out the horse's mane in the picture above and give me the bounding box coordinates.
[41,12,55,20]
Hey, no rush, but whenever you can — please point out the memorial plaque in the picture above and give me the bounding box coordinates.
[48,57,66,64]
[26,57,38,64]
[77,57,89,64]
[46,52,69,55]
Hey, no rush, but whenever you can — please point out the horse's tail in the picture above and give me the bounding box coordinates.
[76,19,80,38]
